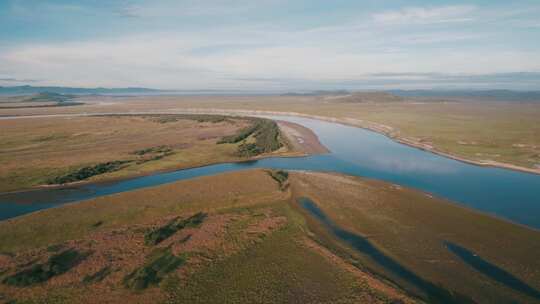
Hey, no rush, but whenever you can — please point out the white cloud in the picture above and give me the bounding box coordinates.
[373,5,477,25]
[2,30,539,90]
[118,0,280,18]
[1,2,539,90]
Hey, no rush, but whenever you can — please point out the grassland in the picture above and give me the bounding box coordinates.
[0,169,408,304]
[0,169,538,303]
[289,171,540,304]
[0,114,293,192]
[11,94,534,172]
[166,96,539,173]
[2,93,538,172]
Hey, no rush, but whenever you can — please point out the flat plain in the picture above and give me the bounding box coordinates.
[0,113,307,192]
[2,94,538,173]
[0,169,412,304]
[0,169,538,303]
[1,94,540,304]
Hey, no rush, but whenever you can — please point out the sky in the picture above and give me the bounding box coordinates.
[1,0,540,91]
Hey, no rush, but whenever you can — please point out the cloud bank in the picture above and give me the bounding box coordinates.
[1,1,539,90]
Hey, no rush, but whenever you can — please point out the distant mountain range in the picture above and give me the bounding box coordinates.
[0,85,163,95]
[24,92,75,103]
[282,89,540,102]
[1,86,539,101]
[281,90,350,96]
[388,89,540,101]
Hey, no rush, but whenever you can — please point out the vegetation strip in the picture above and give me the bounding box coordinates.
[298,197,475,304]
[48,160,132,185]
[219,118,283,157]
[83,266,112,284]
[132,145,172,156]
[123,247,185,290]
[3,249,88,287]
[144,212,207,246]
[147,114,230,124]
[132,145,174,163]
[267,170,289,190]
[445,241,540,300]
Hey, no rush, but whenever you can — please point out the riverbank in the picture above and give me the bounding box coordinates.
[0,113,328,193]
[2,169,539,303]
[277,120,329,155]
[2,109,538,175]
[167,108,540,175]
[0,169,413,304]
[289,170,540,304]
[2,94,539,173]
[1,109,538,184]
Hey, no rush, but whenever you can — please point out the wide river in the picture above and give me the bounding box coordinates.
[1,115,540,229]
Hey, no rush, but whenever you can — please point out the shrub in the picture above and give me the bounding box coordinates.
[3,249,88,286]
[83,266,112,284]
[124,248,185,290]
[218,121,261,144]
[219,118,283,156]
[150,114,229,124]
[48,160,132,184]
[144,212,207,246]
[267,170,289,190]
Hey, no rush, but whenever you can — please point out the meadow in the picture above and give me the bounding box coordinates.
[0,169,410,304]
[0,114,289,192]
[12,94,533,172]
[290,171,540,304]
[1,169,538,303]
[2,94,538,172]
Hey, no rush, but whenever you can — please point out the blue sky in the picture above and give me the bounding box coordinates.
[1,0,540,91]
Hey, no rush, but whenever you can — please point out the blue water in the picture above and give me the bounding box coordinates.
[299,197,474,304]
[1,116,540,229]
[445,241,540,301]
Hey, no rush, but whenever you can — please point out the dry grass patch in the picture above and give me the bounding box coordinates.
[40,94,538,171]
[0,114,256,192]
[0,169,413,304]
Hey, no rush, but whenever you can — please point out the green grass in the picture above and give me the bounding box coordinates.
[218,118,261,144]
[219,118,283,157]
[132,145,173,156]
[47,160,132,184]
[267,170,289,190]
[251,119,282,153]
[165,204,390,304]
[132,146,175,164]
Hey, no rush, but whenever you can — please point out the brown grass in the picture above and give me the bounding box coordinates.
[0,115,249,192]
[0,169,405,304]
[6,94,535,171]
[290,171,540,304]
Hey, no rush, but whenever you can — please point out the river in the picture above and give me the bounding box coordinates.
[1,115,540,229]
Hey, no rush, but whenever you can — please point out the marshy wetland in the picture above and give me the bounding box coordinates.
[1,112,540,304]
